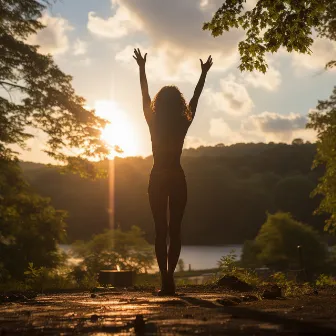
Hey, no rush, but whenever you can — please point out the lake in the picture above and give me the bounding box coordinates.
[59,244,243,272]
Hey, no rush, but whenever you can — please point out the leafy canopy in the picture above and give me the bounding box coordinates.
[203,0,335,73]
[307,90,336,232]
[0,0,110,178]
[0,153,67,280]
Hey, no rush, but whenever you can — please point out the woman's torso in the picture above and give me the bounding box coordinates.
[148,115,190,173]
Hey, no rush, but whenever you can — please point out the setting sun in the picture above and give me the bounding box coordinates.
[94,100,138,158]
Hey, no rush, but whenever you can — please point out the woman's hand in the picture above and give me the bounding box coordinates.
[133,48,147,68]
[200,55,213,74]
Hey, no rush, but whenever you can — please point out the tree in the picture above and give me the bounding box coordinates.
[0,152,67,280]
[242,212,328,273]
[0,0,110,178]
[274,175,316,224]
[204,0,336,232]
[292,138,304,146]
[177,259,185,272]
[307,91,336,232]
[203,0,335,73]
[71,226,155,275]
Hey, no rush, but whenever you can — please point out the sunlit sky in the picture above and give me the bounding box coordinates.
[18,0,336,163]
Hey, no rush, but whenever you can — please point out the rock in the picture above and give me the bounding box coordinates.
[217,275,253,292]
[90,314,99,322]
[262,285,282,299]
[216,298,239,306]
[134,314,145,334]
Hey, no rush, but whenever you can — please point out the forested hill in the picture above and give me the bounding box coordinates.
[20,142,328,245]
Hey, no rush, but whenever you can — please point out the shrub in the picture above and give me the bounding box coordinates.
[242,212,328,274]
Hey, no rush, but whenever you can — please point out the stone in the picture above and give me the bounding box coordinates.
[262,285,282,299]
[90,314,99,323]
[216,298,239,306]
[134,314,145,334]
[217,275,253,292]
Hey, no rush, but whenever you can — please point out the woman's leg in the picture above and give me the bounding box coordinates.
[148,173,169,289]
[168,172,187,286]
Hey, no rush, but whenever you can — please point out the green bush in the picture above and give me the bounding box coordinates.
[242,212,328,273]
[271,272,311,297]
[218,251,260,286]
[72,226,155,276]
[315,274,336,287]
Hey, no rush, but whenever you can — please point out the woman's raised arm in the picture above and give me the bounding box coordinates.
[189,55,213,120]
[133,48,152,123]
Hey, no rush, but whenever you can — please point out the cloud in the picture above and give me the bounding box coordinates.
[87,4,142,39]
[115,44,200,82]
[205,74,254,116]
[73,39,88,55]
[242,112,316,142]
[209,118,245,144]
[110,0,244,79]
[184,110,316,149]
[28,13,72,55]
[292,37,336,74]
[242,66,282,91]
[184,135,211,148]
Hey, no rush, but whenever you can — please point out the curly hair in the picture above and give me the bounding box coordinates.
[151,86,192,123]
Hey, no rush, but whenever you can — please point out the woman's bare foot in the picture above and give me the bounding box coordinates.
[157,273,175,296]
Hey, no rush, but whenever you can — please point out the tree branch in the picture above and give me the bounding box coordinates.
[0,83,14,102]
[0,81,26,90]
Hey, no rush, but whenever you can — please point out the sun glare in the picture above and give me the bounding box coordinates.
[94,100,138,158]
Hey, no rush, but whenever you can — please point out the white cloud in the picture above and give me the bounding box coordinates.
[116,44,200,82]
[242,112,316,142]
[292,37,336,74]
[205,74,254,116]
[110,0,243,80]
[88,4,142,39]
[184,136,210,148]
[242,66,282,91]
[73,39,88,55]
[209,118,245,144]
[28,13,72,55]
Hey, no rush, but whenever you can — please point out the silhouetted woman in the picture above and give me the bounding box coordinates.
[133,48,213,295]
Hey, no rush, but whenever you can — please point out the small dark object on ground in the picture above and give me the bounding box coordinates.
[90,314,99,322]
[183,313,194,319]
[134,314,145,334]
[240,294,259,302]
[217,275,253,292]
[90,293,97,298]
[262,285,282,299]
[0,293,31,303]
[216,298,239,306]
[314,289,319,295]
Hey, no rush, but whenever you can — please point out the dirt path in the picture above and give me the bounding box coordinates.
[1,288,336,335]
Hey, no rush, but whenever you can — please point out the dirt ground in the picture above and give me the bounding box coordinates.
[1,287,336,335]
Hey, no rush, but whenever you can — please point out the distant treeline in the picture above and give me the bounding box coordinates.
[21,142,329,245]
